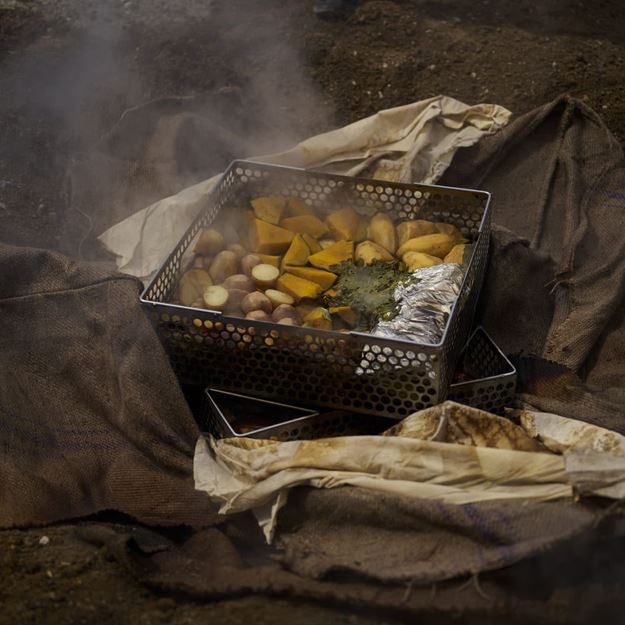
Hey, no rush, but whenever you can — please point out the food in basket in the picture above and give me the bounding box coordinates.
[174,194,472,332]
[208,250,239,283]
[178,268,212,307]
[251,263,280,288]
[367,212,397,254]
[241,291,272,315]
[203,285,229,310]
[355,240,394,265]
[194,228,224,255]
[265,290,295,308]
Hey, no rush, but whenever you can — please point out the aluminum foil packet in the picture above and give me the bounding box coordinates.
[357,263,465,376]
[372,263,464,345]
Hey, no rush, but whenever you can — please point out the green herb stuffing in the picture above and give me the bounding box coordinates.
[326,260,408,330]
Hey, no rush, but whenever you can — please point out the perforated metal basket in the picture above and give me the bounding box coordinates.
[141,160,491,420]
[448,327,517,414]
[203,388,365,441]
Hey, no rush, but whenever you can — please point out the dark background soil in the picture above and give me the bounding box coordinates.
[2,0,625,622]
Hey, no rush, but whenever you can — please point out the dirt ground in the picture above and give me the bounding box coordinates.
[2,0,625,623]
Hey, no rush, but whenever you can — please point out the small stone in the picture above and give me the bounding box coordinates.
[471,71,477,78]
[46,570,53,578]
[39,536,50,546]
[428,64,436,71]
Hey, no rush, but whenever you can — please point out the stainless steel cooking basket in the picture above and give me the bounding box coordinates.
[141,160,491,419]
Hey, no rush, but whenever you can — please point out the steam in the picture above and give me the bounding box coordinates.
[0,1,333,258]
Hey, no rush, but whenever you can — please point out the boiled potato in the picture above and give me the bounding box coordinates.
[178,269,212,307]
[209,250,239,283]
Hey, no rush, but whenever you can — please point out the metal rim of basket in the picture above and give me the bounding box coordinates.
[139,159,491,352]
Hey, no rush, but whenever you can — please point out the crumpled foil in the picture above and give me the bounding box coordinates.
[371,263,464,345]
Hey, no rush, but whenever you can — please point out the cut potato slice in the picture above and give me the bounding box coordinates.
[251,263,280,288]
[203,285,229,311]
[265,289,295,308]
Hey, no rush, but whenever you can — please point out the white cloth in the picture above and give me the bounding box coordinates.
[194,402,625,543]
[98,96,511,280]
[194,402,569,542]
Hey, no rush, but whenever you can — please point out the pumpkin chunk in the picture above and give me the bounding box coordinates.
[326,207,362,240]
[329,305,358,327]
[301,233,321,254]
[251,196,286,225]
[257,254,281,268]
[303,307,333,330]
[282,234,310,267]
[285,266,337,290]
[308,240,354,271]
[276,273,323,303]
[286,197,315,217]
[248,218,294,254]
[280,215,329,238]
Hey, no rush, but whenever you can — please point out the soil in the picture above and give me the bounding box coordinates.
[2,0,625,623]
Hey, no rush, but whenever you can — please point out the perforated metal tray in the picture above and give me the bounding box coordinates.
[141,160,491,419]
[203,389,360,441]
[448,327,517,414]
